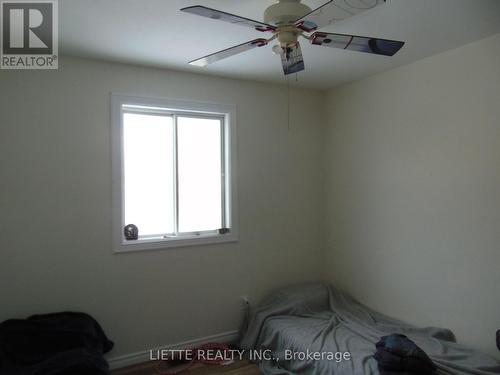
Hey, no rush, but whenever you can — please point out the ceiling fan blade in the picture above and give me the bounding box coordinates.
[281,42,305,75]
[189,39,269,67]
[295,0,385,32]
[310,32,404,56]
[181,6,276,32]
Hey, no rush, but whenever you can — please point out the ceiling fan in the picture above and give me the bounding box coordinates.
[180,0,405,75]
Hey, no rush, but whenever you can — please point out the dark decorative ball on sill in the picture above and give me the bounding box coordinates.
[124,224,138,241]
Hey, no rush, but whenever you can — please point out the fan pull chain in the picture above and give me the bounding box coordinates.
[287,74,290,131]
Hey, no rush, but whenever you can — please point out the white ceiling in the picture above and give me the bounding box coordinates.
[60,0,500,90]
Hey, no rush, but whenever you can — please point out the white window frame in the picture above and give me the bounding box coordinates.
[111,93,238,253]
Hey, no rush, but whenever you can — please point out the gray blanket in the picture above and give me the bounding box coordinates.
[240,283,500,375]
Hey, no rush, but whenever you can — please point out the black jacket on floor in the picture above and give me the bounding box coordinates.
[374,334,436,375]
[0,312,113,375]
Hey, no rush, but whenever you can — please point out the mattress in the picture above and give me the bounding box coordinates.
[240,283,500,375]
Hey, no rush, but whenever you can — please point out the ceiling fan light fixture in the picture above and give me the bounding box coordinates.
[272,44,285,56]
[181,1,405,76]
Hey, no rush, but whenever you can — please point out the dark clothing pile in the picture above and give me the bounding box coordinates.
[0,312,113,375]
[374,334,436,375]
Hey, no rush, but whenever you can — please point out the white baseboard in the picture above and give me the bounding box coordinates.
[107,330,240,370]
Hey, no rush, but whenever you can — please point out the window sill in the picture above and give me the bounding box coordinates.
[113,233,238,254]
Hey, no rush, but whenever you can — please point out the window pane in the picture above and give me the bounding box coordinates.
[123,112,174,236]
[177,117,222,233]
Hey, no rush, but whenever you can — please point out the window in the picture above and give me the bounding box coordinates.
[111,94,238,252]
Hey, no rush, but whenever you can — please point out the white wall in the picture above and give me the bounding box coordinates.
[324,33,500,357]
[2,33,499,363]
[0,57,325,358]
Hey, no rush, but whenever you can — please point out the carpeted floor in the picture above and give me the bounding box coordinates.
[112,359,261,375]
